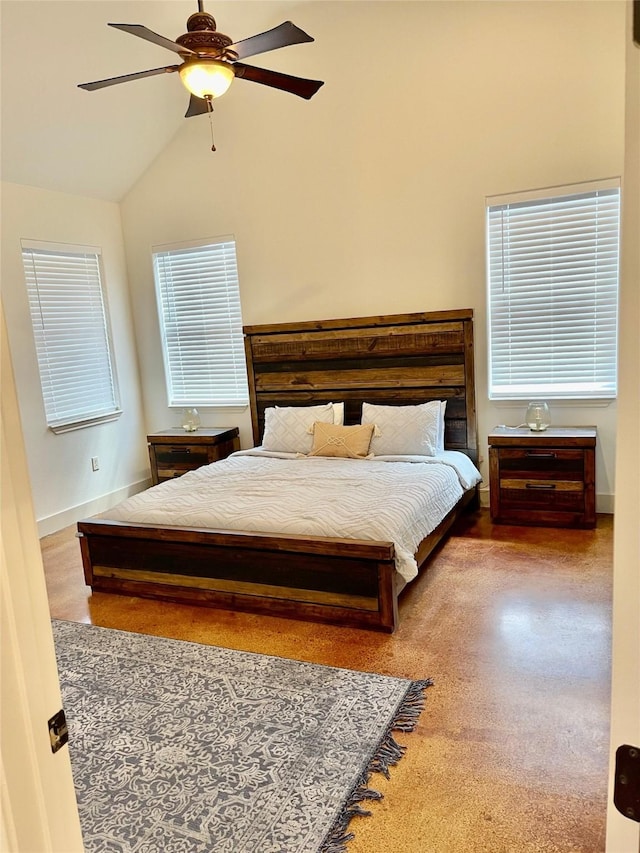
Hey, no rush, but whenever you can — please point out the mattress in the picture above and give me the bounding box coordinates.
[102,450,481,583]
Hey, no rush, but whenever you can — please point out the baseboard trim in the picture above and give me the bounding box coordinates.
[37,478,152,537]
[596,493,614,514]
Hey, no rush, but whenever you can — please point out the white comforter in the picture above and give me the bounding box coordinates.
[102,451,481,583]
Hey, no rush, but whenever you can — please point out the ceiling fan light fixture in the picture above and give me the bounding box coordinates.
[179,58,234,99]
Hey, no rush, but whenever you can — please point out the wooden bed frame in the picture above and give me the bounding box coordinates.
[78,309,478,632]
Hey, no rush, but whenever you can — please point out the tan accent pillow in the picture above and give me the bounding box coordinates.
[308,422,375,459]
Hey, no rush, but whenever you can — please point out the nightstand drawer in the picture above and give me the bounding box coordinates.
[497,448,586,480]
[499,479,585,513]
[155,445,211,468]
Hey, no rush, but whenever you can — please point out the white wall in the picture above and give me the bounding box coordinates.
[1,183,149,534]
[121,0,626,500]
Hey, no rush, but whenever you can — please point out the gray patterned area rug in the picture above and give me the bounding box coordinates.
[52,620,431,853]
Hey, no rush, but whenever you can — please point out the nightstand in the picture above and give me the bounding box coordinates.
[147,427,240,484]
[488,426,596,529]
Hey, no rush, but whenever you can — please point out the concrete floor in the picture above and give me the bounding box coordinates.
[41,508,613,853]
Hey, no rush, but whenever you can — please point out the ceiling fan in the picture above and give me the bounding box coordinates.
[78,1,324,123]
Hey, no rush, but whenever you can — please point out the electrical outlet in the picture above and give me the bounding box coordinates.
[91,456,100,471]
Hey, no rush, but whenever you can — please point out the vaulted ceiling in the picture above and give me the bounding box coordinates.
[1,0,312,201]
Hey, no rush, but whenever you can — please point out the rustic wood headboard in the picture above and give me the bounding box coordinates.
[243,309,478,463]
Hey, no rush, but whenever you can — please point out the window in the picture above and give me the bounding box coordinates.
[486,180,620,400]
[152,236,248,407]
[21,240,121,432]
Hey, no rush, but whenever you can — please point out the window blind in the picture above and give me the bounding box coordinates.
[153,237,249,407]
[487,183,620,400]
[21,241,121,431]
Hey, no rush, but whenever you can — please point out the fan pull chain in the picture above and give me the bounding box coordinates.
[206,97,216,152]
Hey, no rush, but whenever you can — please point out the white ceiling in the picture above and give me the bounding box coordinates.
[1,0,311,201]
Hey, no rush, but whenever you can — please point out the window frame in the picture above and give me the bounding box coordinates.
[486,178,621,402]
[152,235,249,409]
[21,239,121,433]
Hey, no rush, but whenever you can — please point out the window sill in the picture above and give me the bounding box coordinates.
[490,399,615,409]
[48,410,123,434]
[169,405,249,413]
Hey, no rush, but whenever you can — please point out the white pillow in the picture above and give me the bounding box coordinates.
[275,402,343,424]
[437,400,447,451]
[262,404,335,454]
[362,401,441,457]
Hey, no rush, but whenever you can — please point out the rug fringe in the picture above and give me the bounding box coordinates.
[393,677,433,731]
[318,678,433,853]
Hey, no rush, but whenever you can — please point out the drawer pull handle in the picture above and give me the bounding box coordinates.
[169,447,191,454]
[525,451,557,459]
[525,483,557,490]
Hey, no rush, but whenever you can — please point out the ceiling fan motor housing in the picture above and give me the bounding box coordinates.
[176,12,236,60]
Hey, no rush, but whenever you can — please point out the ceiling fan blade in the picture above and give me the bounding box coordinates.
[229,21,313,61]
[108,23,195,56]
[184,94,212,118]
[78,66,180,91]
[233,63,324,100]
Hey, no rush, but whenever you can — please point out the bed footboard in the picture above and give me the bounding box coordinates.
[77,519,400,632]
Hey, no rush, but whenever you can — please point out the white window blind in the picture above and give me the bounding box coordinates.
[487,181,620,400]
[21,240,121,432]
[153,237,249,407]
